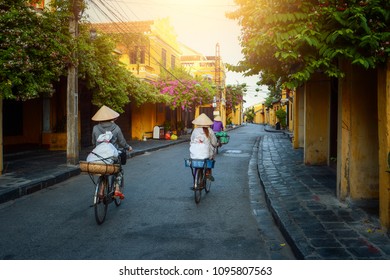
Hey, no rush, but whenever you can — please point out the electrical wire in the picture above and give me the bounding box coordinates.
[87,0,191,86]
[86,0,232,61]
[85,0,245,88]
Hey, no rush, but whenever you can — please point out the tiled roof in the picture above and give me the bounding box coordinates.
[92,21,154,34]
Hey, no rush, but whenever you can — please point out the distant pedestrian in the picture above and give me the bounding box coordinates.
[91,105,132,199]
[211,115,224,132]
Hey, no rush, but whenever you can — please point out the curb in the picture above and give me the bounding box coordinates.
[255,136,304,260]
[0,167,81,204]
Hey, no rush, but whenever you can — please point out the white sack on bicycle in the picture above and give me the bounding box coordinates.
[86,131,119,163]
[190,142,209,159]
[189,129,215,159]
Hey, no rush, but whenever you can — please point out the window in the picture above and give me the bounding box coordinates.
[171,55,176,69]
[130,47,138,64]
[4,100,23,136]
[140,46,145,64]
[162,49,167,68]
[130,46,146,64]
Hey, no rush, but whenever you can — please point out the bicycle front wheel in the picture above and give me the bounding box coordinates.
[205,170,211,193]
[114,171,124,207]
[94,176,108,225]
[194,168,203,204]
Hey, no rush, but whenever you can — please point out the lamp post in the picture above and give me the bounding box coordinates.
[66,0,82,165]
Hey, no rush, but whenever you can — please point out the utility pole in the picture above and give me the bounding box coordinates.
[214,43,223,121]
[67,0,81,165]
[215,43,221,103]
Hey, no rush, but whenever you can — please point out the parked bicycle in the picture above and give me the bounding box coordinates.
[184,158,215,203]
[79,149,127,225]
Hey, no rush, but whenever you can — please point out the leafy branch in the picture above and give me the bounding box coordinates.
[227,0,390,89]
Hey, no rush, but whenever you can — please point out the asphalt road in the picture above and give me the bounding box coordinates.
[0,124,295,260]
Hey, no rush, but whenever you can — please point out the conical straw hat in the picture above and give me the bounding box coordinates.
[192,113,213,127]
[214,115,222,121]
[91,105,120,121]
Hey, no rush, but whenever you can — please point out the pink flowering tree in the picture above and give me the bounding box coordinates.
[225,84,245,115]
[152,68,216,111]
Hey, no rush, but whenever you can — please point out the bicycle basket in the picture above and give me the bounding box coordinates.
[215,131,227,137]
[79,161,120,175]
[219,135,230,144]
[184,159,215,169]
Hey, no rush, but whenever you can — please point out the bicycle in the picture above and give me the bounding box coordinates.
[79,149,127,225]
[184,158,215,204]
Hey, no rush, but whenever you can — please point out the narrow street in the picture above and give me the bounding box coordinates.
[0,124,295,260]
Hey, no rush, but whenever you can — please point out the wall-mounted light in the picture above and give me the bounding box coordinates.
[90,28,97,40]
[280,98,289,106]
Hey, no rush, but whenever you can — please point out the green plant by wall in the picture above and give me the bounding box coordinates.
[226,116,232,125]
[275,109,287,128]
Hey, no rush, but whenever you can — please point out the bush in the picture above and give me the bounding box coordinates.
[275,109,287,128]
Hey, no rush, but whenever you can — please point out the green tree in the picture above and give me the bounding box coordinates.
[244,107,255,123]
[276,109,287,128]
[0,0,162,111]
[77,25,167,112]
[0,0,72,100]
[263,96,274,109]
[227,0,390,89]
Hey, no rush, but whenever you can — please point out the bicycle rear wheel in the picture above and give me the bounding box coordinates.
[94,176,108,225]
[194,168,203,204]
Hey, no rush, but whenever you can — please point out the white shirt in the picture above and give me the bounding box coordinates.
[189,127,217,159]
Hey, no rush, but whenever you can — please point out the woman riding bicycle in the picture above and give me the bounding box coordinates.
[189,113,218,181]
[211,115,224,133]
[91,105,132,199]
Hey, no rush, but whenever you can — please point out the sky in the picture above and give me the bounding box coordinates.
[85,0,269,107]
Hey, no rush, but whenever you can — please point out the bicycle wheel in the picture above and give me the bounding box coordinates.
[194,168,203,204]
[94,176,108,225]
[114,171,124,207]
[205,169,211,193]
[216,139,220,154]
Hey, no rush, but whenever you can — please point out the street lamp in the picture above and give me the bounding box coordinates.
[90,28,97,40]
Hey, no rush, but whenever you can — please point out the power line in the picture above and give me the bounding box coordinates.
[103,0,237,9]
[87,0,186,85]
[86,0,239,91]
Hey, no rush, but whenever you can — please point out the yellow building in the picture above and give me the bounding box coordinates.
[253,103,265,124]
[288,61,390,230]
[278,88,294,131]
[228,103,243,126]
[94,18,183,139]
[265,101,278,126]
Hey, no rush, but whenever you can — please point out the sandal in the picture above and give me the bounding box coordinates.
[114,191,125,200]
